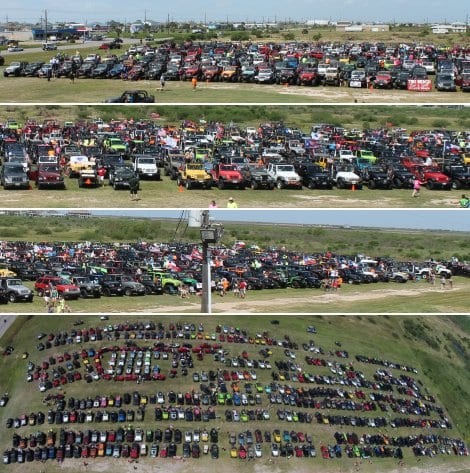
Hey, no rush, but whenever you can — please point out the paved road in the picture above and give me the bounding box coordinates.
[2,37,174,55]
[0,315,17,342]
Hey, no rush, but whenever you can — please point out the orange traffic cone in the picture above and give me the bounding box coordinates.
[351,184,356,191]
[179,184,184,192]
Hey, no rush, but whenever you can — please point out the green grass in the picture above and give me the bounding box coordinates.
[1,104,469,133]
[2,215,470,260]
[0,174,464,209]
[2,215,470,313]
[0,314,469,473]
[6,277,470,314]
[1,58,470,103]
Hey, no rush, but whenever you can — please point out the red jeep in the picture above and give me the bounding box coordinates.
[35,276,81,300]
[211,164,245,190]
[298,67,320,86]
[409,164,452,190]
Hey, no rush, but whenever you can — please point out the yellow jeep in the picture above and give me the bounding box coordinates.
[177,162,213,189]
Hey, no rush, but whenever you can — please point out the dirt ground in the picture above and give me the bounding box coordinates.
[54,456,470,473]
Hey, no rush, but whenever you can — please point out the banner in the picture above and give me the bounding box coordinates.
[407,80,433,92]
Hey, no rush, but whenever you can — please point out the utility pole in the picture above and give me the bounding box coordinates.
[44,9,48,41]
[201,210,211,314]
[200,211,223,314]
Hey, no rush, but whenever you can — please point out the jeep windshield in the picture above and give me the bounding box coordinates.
[40,165,61,173]
[137,158,155,164]
[6,279,22,286]
[5,165,25,173]
[277,165,295,172]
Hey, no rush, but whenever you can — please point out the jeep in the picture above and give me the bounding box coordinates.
[238,164,273,190]
[362,165,393,189]
[297,67,320,86]
[78,168,100,188]
[133,155,160,180]
[220,65,239,82]
[34,276,80,300]
[267,163,302,189]
[106,89,155,103]
[3,61,28,77]
[177,162,212,189]
[1,163,29,189]
[0,278,34,303]
[36,164,65,189]
[211,163,245,190]
[164,154,185,180]
[333,164,362,189]
[68,276,102,298]
[444,164,470,189]
[146,271,181,294]
[109,165,139,190]
[295,163,333,189]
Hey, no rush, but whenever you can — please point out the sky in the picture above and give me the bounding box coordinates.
[91,209,470,232]
[3,1,468,24]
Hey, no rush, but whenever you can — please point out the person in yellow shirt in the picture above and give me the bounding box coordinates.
[226,197,238,208]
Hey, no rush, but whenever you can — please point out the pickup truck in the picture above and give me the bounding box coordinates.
[133,155,160,180]
[267,163,302,189]
[177,162,212,189]
[211,163,245,190]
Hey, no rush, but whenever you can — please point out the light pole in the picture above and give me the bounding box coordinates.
[200,210,223,314]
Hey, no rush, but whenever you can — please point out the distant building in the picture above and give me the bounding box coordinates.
[337,22,389,32]
[305,20,330,26]
[432,22,467,34]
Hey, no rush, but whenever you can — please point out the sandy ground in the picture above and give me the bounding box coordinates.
[119,285,461,314]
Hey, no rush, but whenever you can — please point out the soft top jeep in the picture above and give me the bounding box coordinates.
[177,162,212,189]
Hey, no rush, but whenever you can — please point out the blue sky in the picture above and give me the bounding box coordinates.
[92,209,470,232]
[5,1,467,24]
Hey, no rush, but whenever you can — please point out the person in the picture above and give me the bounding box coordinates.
[440,275,446,290]
[98,166,106,186]
[412,177,421,197]
[226,197,238,208]
[232,280,240,297]
[459,194,469,208]
[209,200,217,209]
[129,175,139,201]
[159,73,165,91]
[191,76,197,90]
[239,280,247,299]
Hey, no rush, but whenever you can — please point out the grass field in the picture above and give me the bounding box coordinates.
[1,73,469,104]
[1,104,469,131]
[3,277,470,314]
[0,314,468,473]
[1,215,470,314]
[0,174,465,209]
[1,44,470,103]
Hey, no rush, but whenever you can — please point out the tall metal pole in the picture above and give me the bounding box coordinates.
[201,210,211,314]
